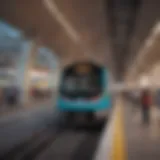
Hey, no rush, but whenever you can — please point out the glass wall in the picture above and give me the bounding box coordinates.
[0,20,59,101]
[0,20,24,87]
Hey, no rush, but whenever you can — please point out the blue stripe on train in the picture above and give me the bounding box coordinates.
[57,96,112,112]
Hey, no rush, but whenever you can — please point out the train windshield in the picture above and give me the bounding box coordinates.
[60,64,103,98]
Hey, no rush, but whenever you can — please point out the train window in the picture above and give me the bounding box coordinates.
[62,77,77,91]
[60,64,102,98]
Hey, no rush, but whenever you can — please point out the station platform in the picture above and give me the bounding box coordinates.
[125,104,160,160]
[0,90,58,116]
[0,98,53,117]
[94,96,160,160]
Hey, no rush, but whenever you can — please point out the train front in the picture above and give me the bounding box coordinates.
[57,62,112,124]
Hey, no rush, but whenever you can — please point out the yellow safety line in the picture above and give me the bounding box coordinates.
[111,99,127,160]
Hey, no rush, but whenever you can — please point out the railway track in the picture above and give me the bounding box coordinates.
[0,120,105,160]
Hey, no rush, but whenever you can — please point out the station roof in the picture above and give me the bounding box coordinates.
[0,0,159,79]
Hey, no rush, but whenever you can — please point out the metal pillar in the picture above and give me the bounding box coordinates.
[16,40,38,105]
[24,41,37,104]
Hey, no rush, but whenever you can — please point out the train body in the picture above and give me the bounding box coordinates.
[56,62,112,123]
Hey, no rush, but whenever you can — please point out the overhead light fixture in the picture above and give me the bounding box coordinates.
[43,0,80,43]
[128,21,160,79]
[152,22,160,36]
[43,0,95,65]
[139,74,150,88]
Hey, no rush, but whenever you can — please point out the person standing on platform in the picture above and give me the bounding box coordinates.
[141,89,152,125]
[155,89,160,124]
[155,89,160,108]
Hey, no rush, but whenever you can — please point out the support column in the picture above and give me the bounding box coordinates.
[16,39,38,106]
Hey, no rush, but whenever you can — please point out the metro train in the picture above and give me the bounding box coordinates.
[56,61,112,125]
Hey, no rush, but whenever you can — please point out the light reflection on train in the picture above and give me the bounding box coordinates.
[57,61,113,125]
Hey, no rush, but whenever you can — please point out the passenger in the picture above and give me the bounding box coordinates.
[155,89,160,123]
[155,89,160,108]
[141,89,152,125]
